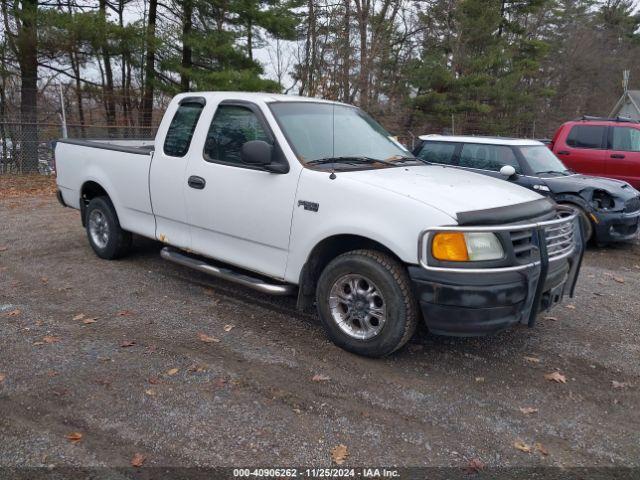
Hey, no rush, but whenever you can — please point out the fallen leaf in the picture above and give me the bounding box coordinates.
[6,309,21,317]
[117,310,134,317]
[145,389,156,396]
[166,368,179,376]
[612,380,630,389]
[120,340,136,348]
[534,442,549,456]
[330,444,349,465]
[47,370,59,377]
[72,313,85,321]
[145,345,157,354]
[543,316,558,321]
[0,373,5,383]
[187,364,206,373]
[565,304,576,310]
[475,377,485,383]
[148,377,159,385]
[0,246,7,252]
[33,341,45,346]
[312,374,331,382]
[198,332,220,343]
[544,371,567,384]
[464,458,485,474]
[514,441,532,453]
[223,324,234,332]
[524,356,541,363]
[613,276,625,284]
[131,452,146,467]
[519,407,539,415]
[66,432,83,444]
[43,336,60,344]
[40,276,48,284]
[293,408,301,414]
[82,318,98,324]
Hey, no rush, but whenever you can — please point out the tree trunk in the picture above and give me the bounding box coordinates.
[140,0,157,129]
[17,0,38,173]
[181,0,193,92]
[99,0,116,136]
[341,0,351,103]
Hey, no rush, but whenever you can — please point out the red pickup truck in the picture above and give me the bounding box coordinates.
[550,117,640,189]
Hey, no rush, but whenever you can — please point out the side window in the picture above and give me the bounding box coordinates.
[163,101,205,157]
[566,125,605,149]
[204,105,271,165]
[459,144,521,173]
[416,142,457,165]
[611,126,640,152]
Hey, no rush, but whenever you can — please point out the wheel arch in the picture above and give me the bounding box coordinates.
[79,180,112,227]
[296,233,405,311]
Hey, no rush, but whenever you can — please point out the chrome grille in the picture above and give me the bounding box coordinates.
[510,229,535,261]
[624,196,640,213]
[543,216,575,260]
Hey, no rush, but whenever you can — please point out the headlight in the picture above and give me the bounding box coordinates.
[432,232,504,262]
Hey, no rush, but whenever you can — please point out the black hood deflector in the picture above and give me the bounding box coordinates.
[456,198,556,226]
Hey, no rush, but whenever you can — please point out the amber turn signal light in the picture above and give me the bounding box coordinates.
[431,232,470,262]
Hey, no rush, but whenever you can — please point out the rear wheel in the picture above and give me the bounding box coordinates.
[316,249,418,357]
[560,203,593,242]
[85,196,132,259]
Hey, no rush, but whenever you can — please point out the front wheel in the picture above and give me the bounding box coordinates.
[316,249,418,357]
[85,196,132,260]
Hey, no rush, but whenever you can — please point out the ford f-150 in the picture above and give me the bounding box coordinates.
[55,92,584,357]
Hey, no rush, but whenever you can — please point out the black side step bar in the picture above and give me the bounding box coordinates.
[160,247,296,296]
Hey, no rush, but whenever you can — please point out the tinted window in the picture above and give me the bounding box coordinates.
[163,101,204,157]
[519,146,569,174]
[204,105,271,165]
[611,126,640,152]
[416,142,457,165]
[566,125,605,149]
[459,144,521,173]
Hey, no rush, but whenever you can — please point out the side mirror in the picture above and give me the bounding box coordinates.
[500,165,516,179]
[241,140,272,166]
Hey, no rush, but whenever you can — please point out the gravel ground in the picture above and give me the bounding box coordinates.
[0,194,639,472]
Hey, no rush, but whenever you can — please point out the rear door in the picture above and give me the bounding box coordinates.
[414,141,460,166]
[149,97,205,249]
[606,125,640,188]
[555,124,607,176]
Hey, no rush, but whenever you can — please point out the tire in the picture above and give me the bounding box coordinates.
[85,196,132,260]
[560,203,593,243]
[316,249,418,357]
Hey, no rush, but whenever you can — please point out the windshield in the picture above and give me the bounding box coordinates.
[519,146,570,174]
[268,102,413,166]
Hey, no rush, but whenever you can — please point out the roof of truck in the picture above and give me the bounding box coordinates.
[175,91,349,106]
[417,134,543,146]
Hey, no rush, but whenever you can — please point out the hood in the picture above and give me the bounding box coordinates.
[342,164,541,219]
[541,173,639,200]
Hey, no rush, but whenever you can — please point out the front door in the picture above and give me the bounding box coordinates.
[606,125,640,188]
[184,101,299,279]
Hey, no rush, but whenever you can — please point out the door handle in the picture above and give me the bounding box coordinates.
[557,150,570,155]
[187,175,206,189]
[611,154,626,159]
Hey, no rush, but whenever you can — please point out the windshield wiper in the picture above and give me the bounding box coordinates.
[537,170,570,176]
[307,156,397,167]
[385,155,422,164]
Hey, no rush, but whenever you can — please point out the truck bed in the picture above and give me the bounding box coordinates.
[56,138,154,155]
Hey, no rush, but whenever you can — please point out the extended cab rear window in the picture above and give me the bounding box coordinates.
[566,125,605,149]
[163,101,205,157]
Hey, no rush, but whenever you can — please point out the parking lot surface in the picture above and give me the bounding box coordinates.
[1,190,639,470]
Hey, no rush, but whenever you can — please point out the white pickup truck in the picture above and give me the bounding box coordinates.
[55,92,584,357]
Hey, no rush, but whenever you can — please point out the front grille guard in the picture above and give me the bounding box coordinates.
[417,206,586,327]
[417,206,581,274]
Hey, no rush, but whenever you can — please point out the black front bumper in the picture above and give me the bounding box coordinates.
[593,210,640,243]
[410,218,584,337]
[409,260,573,336]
